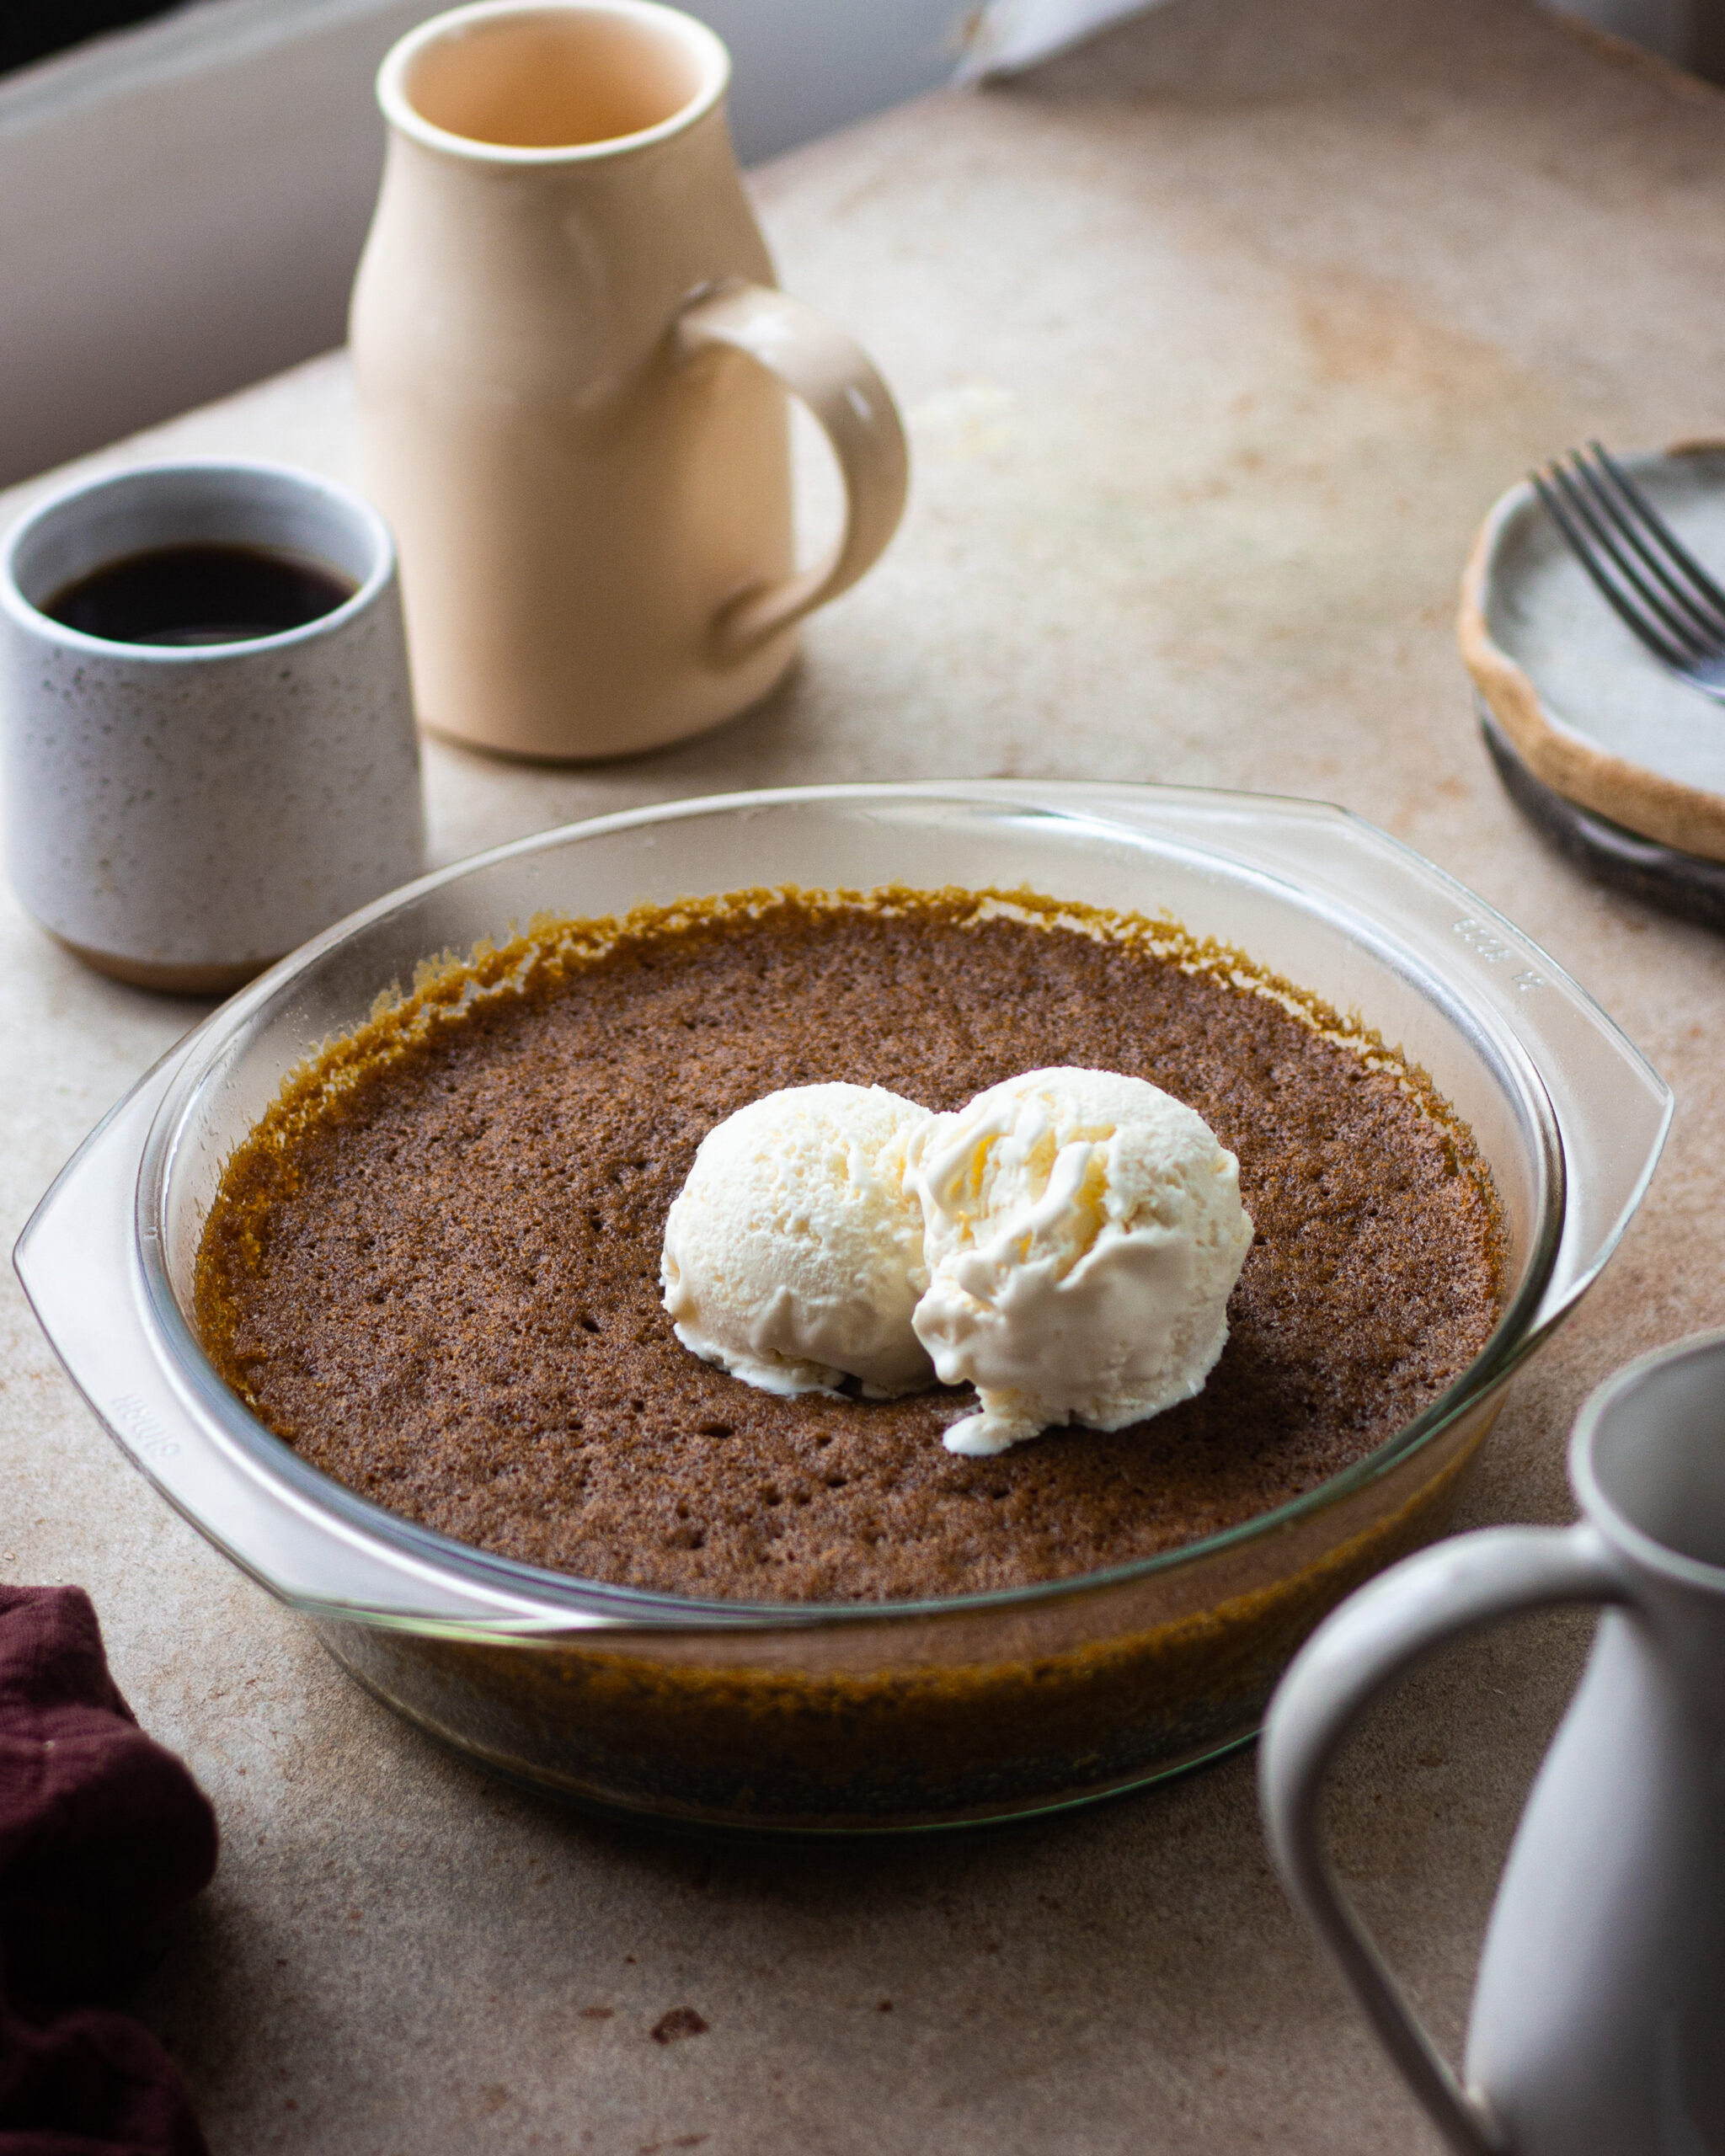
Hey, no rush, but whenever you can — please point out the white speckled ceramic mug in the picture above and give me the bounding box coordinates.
[0,461,425,995]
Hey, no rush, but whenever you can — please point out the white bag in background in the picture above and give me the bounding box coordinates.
[955,0,1172,81]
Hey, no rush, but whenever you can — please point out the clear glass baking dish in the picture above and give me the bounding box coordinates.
[14,782,1669,1833]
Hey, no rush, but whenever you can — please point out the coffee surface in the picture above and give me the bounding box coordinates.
[195,894,1503,1603]
[46,543,355,647]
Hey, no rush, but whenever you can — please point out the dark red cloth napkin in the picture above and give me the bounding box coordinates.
[0,1584,216,2155]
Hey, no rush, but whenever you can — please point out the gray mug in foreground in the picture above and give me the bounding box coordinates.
[1261,1330,1725,2156]
[1,460,424,995]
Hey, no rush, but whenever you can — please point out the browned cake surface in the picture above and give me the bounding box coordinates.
[195,893,1502,1603]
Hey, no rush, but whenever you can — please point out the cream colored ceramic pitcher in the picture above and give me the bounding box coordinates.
[1262,1331,1725,2156]
[351,0,909,761]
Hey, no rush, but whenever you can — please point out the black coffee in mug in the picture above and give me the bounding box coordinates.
[45,542,356,646]
[3,458,422,995]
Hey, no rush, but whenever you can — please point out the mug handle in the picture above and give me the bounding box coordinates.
[674,280,909,665]
[1258,1524,1632,2156]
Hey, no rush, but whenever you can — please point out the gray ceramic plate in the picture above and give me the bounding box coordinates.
[1461,444,1725,868]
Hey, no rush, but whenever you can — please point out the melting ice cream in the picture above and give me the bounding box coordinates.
[660,1066,1252,1452]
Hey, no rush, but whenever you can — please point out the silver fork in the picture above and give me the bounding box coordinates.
[1531,443,1725,702]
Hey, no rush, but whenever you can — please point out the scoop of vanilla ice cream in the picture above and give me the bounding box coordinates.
[660,1083,935,1399]
[904,1067,1253,1455]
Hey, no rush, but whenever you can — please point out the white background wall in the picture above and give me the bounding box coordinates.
[0,0,975,485]
[0,0,1713,488]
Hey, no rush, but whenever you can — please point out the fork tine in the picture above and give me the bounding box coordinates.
[1531,469,1696,672]
[1546,461,1712,659]
[1569,447,1725,644]
[1541,461,1714,664]
[1588,442,1725,622]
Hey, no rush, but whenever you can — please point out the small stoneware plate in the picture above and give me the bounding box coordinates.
[1461,443,1725,887]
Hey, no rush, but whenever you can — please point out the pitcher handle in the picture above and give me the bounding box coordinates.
[674,280,909,665]
[1258,1524,1631,2156]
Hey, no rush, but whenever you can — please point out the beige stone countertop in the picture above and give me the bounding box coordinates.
[5,0,1725,2148]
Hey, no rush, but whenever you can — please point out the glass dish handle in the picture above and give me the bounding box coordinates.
[13,1051,585,1632]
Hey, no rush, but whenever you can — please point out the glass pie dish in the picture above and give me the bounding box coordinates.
[14,782,1669,1834]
